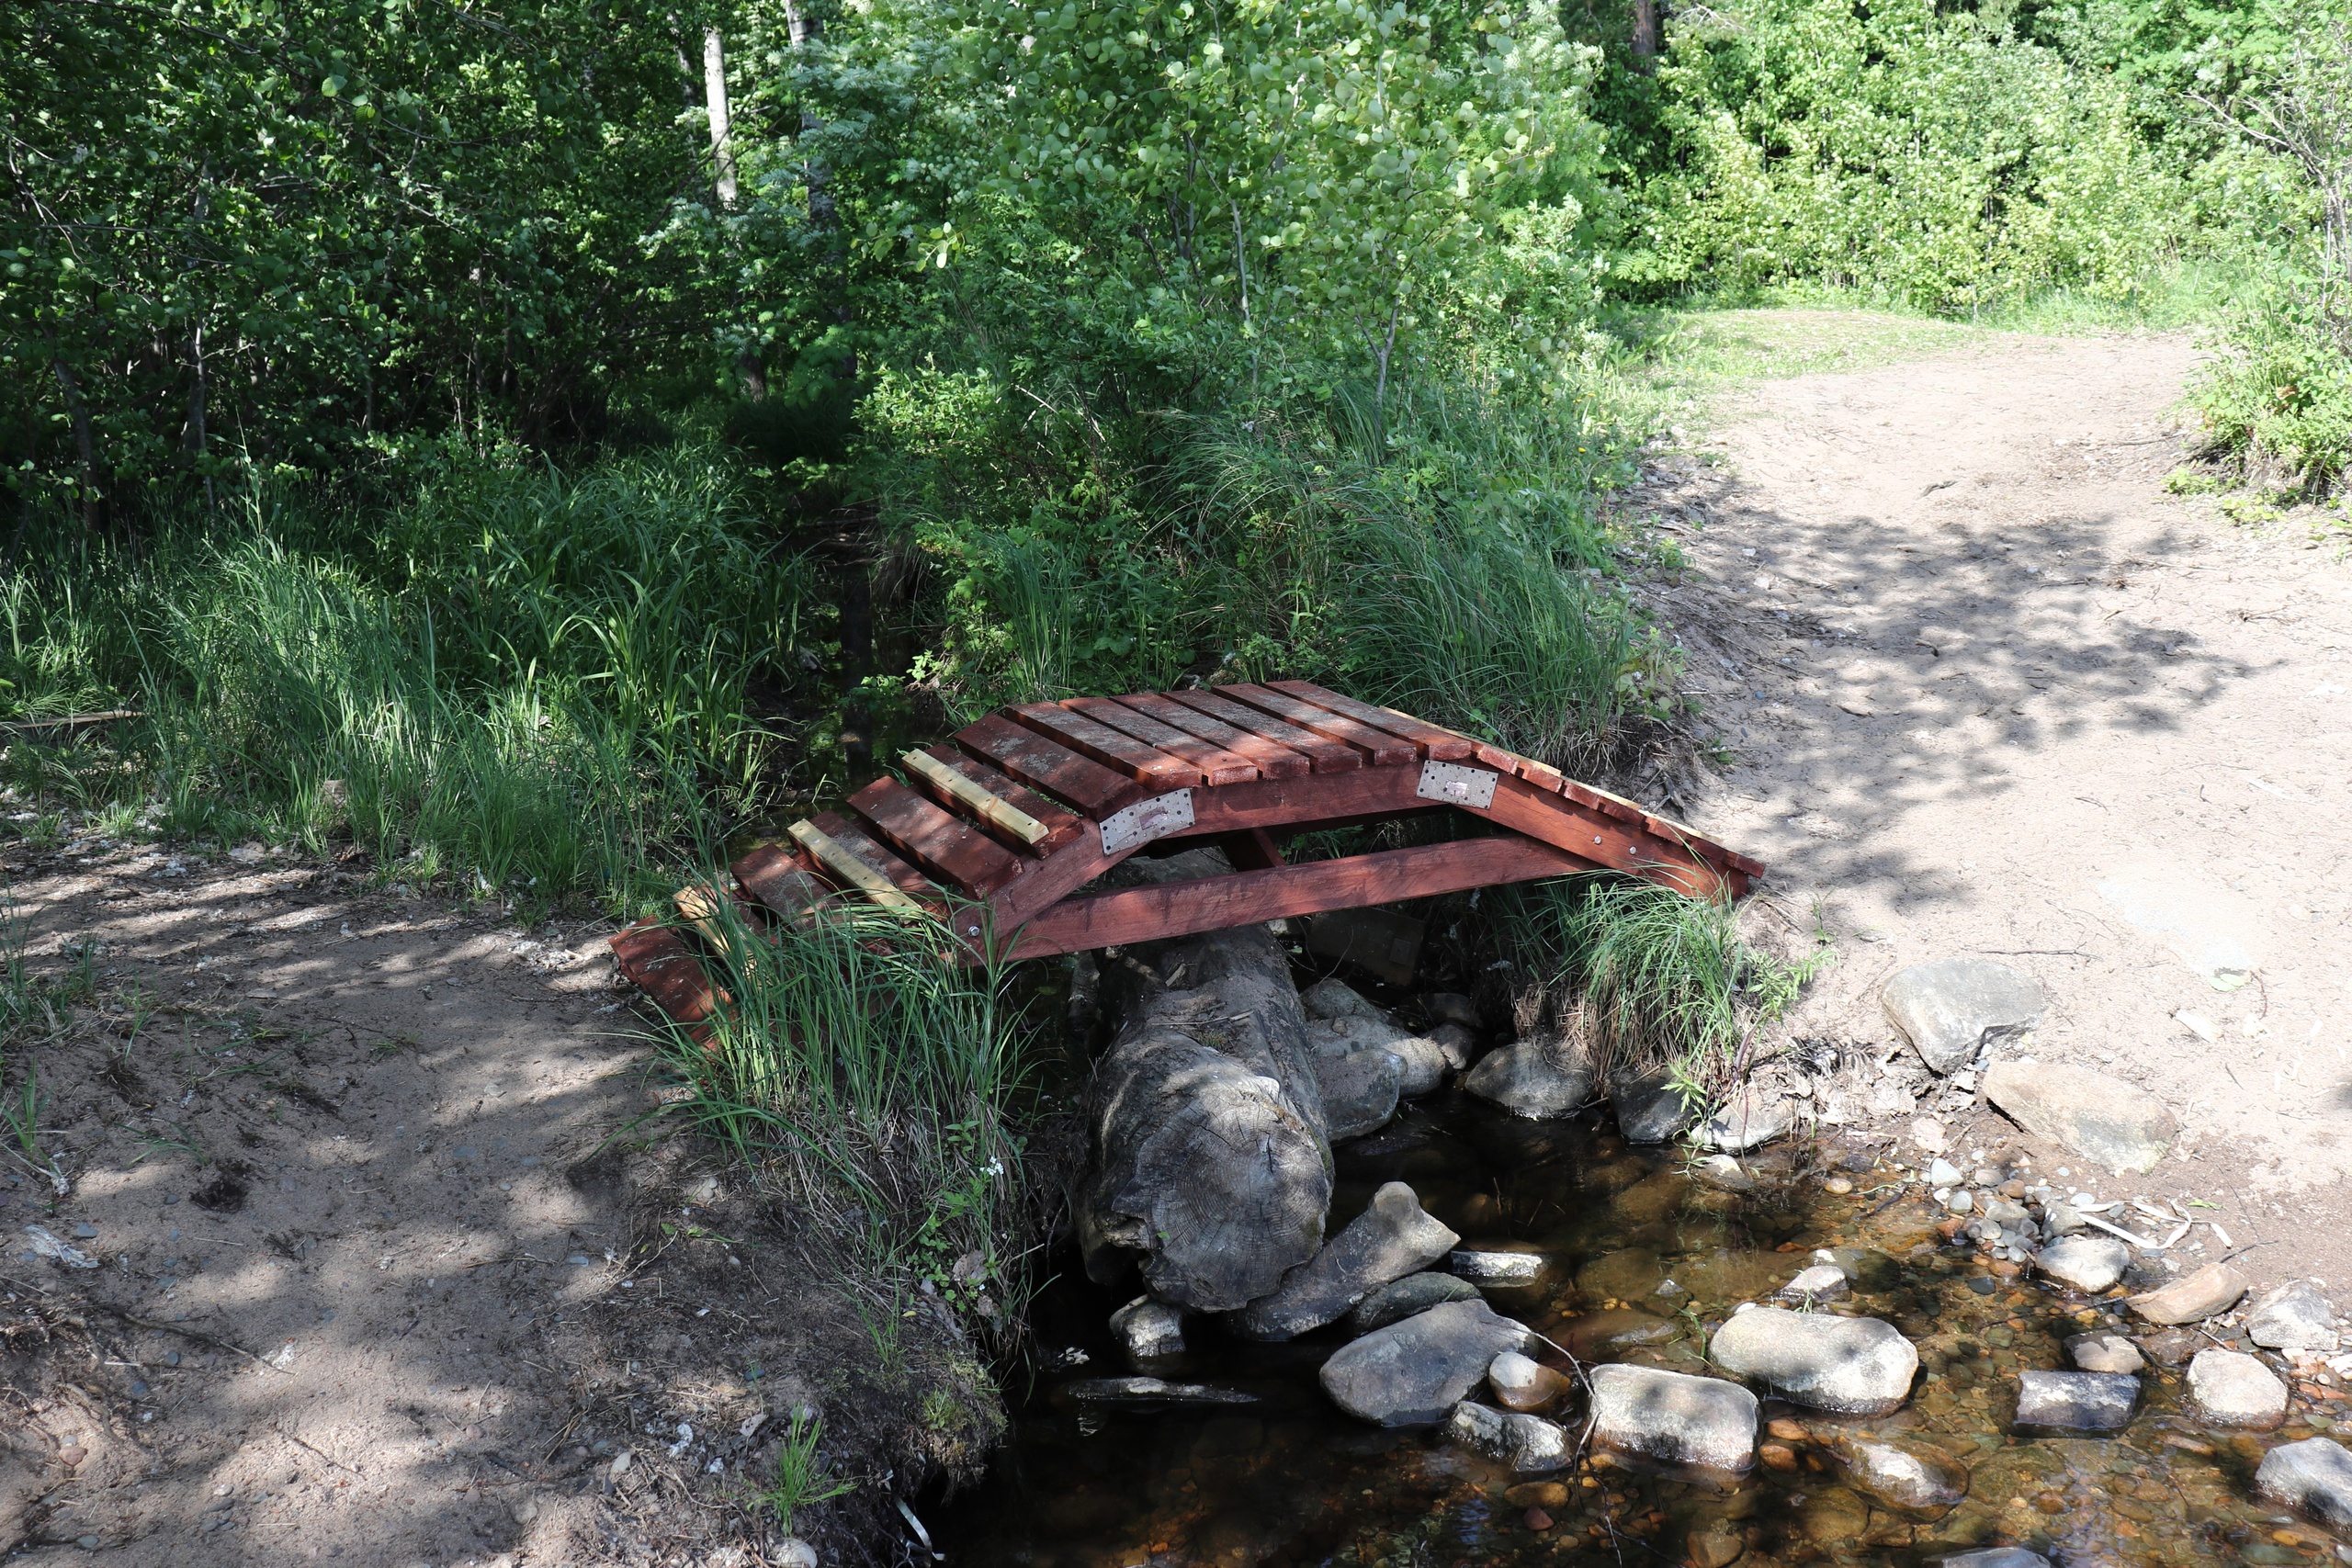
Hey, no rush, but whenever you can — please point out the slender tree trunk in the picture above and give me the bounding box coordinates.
[1631,0,1660,60]
[47,336,102,533]
[703,26,740,209]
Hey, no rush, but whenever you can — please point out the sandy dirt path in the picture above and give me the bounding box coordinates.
[1644,323,2352,1290]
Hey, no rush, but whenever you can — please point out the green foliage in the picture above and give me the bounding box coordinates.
[1622,0,2191,310]
[752,1409,855,1534]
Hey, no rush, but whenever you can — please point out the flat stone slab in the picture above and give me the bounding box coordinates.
[2013,1369,2138,1432]
[2127,1261,2247,1325]
[2255,1437,2352,1529]
[2186,1348,2287,1428]
[1232,1180,1457,1341]
[2035,1235,2131,1294]
[1585,1363,1758,1472]
[1700,1087,1795,1153]
[1319,1299,1533,1427]
[1776,1265,1850,1304]
[1982,1060,2177,1174]
[1451,1247,1547,1284]
[1709,1306,1917,1416]
[1883,958,2047,1074]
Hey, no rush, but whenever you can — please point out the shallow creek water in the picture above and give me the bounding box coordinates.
[940,1092,2352,1568]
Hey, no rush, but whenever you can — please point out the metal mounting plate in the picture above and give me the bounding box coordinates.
[1098,789,1196,854]
[1416,761,1498,810]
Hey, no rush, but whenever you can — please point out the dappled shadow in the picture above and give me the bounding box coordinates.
[0,850,837,1566]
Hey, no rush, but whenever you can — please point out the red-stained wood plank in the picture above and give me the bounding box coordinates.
[808,810,945,908]
[1266,681,1476,761]
[1162,688,1362,773]
[610,919,729,1025]
[1000,834,1596,961]
[1479,773,1742,900]
[1008,704,1200,791]
[1114,692,1311,780]
[1217,828,1284,872]
[1179,764,1426,838]
[910,744,1089,854]
[1065,696,1260,785]
[730,841,831,919]
[850,776,1026,896]
[1559,777,1767,880]
[956,712,1144,818]
[1217,683,1419,766]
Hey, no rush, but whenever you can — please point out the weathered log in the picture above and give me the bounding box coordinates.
[1077,852,1334,1312]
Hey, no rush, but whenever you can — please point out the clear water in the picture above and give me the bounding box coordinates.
[940,1093,2351,1568]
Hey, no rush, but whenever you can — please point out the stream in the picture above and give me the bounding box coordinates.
[939,1089,2351,1568]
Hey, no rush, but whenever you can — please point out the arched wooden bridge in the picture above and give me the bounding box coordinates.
[610,682,1762,1032]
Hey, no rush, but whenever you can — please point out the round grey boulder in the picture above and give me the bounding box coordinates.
[1708,1306,1918,1416]
[2186,1347,2287,1428]
[2247,1280,2341,1352]
[2034,1235,2131,1294]
[1585,1363,1758,1472]
[2255,1437,2352,1529]
[1462,1032,1595,1119]
[1882,959,2046,1075]
[1318,1299,1533,1427]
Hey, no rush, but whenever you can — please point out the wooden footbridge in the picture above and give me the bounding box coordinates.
[611,682,1762,1033]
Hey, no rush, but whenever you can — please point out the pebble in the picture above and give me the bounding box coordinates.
[1521,1507,1553,1531]
[1823,1175,1853,1195]
[1502,1482,1568,1509]
[1688,1530,1746,1568]
[1487,1350,1568,1413]
[1927,1158,1962,1188]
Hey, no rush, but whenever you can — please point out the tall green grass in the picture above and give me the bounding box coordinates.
[650,894,1040,1337]
[1496,875,1831,1103]
[0,446,818,908]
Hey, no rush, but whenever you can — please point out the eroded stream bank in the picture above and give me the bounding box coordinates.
[942,1085,2352,1568]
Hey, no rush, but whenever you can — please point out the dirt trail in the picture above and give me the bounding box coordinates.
[1646,323,2352,1287]
[0,854,907,1568]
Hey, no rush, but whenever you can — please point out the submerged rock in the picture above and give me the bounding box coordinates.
[1487,1350,1569,1414]
[1233,1181,1458,1341]
[2255,1437,2352,1529]
[1110,1296,1186,1366]
[1700,1088,1795,1153]
[1319,1299,1534,1427]
[1882,959,2046,1075]
[1058,1377,1257,1408]
[2126,1261,2246,1325]
[1609,1065,1697,1145]
[1775,1264,1850,1304]
[2186,1348,2287,1428]
[1450,1247,1548,1285]
[1315,1044,1404,1140]
[1444,1400,1570,1473]
[1427,1021,1478,1071]
[1555,1308,1678,1359]
[1981,1060,2177,1174]
[2013,1369,2138,1432]
[1462,1031,1596,1119]
[2034,1235,2131,1294]
[1350,1271,1481,1334]
[1934,1552,2052,1568]
[1820,1432,1969,1515]
[1691,1154,1756,1192]
[2064,1331,2145,1375]
[1708,1307,1918,1416]
[1585,1363,1758,1472]
[2247,1280,2341,1352]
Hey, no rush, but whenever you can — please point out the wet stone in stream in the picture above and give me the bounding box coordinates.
[943,1091,2352,1568]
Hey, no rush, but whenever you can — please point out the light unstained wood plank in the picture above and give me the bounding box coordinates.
[1217,684,1419,765]
[1000,833,1596,961]
[1162,688,1362,773]
[1008,703,1201,790]
[910,744,1087,853]
[1065,696,1260,785]
[850,776,1025,896]
[956,713,1144,818]
[1112,692,1311,780]
[792,813,939,912]
[1266,681,1476,761]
